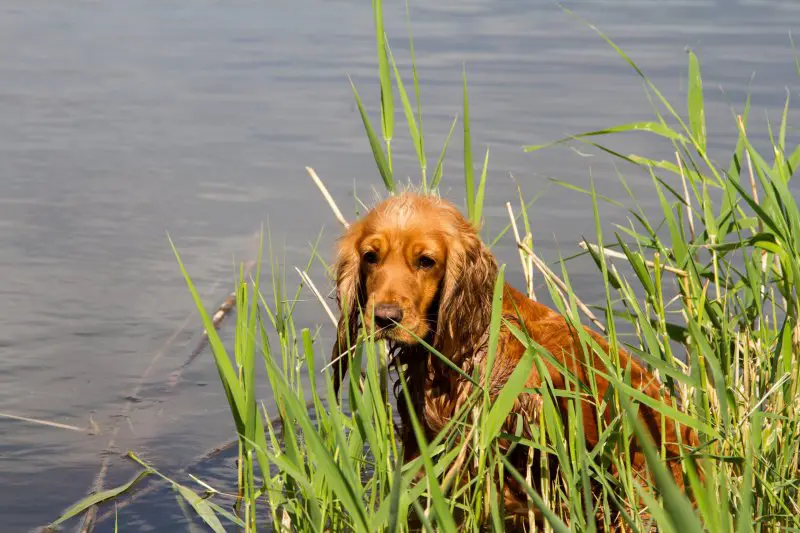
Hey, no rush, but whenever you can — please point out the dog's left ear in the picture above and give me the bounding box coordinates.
[330,221,364,398]
[435,222,499,357]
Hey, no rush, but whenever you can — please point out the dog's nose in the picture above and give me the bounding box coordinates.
[373,303,404,329]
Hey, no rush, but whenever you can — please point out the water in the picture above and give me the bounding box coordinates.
[0,0,797,530]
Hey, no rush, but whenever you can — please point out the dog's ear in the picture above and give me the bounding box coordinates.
[331,221,364,397]
[436,220,499,358]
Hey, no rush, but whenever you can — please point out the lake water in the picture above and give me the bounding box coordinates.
[0,0,798,531]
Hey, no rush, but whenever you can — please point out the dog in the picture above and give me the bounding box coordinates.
[329,192,699,525]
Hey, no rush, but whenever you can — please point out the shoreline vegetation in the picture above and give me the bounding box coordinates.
[49,2,799,532]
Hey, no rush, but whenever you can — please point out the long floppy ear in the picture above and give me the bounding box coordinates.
[330,221,364,398]
[435,220,499,360]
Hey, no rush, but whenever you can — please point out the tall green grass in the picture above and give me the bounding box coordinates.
[52,2,800,532]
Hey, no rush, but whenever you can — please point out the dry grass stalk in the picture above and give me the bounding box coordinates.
[738,115,771,325]
[307,166,350,229]
[0,412,87,433]
[676,151,696,241]
[441,423,477,497]
[578,242,688,278]
[295,267,337,327]
[519,241,606,334]
[506,202,537,301]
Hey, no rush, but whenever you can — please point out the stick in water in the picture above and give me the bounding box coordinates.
[0,412,87,433]
[76,237,258,532]
[167,288,240,389]
[75,311,196,533]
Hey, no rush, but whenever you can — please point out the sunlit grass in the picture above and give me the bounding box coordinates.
[50,2,800,532]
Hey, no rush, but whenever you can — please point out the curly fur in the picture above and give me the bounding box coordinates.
[329,192,701,528]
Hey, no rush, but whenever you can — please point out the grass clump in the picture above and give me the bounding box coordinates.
[51,2,800,532]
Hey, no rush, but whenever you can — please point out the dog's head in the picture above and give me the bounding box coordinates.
[332,193,498,352]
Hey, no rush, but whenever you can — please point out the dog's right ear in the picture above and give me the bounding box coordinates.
[330,221,364,398]
[434,208,499,360]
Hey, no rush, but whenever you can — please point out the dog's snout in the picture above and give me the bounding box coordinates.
[373,303,404,329]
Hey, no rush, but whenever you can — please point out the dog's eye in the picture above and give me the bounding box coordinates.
[363,251,379,264]
[418,255,436,269]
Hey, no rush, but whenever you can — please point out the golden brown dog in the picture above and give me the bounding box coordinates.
[330,192,699,524]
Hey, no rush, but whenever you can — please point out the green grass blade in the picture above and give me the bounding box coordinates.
[727,93,751,179]
[243,282,259,453]
[169,236,246,429]
[687,50,707,152]
[778,89,790,159]
[405,0,426,189]
[127,453,230,532]
[501,455,571,533]
[205,501,247,529]
[406,0,425,173]
[266,354,370,531]
[431,114,458,190]
[175,484,228,533]
[548,178,626,207]
[411,500,437,533]
[620,397,704,533]
[386,447,405,533]
[736,412,760,533]
[387,42,424,180]
[49,470,152,526]
[396,372,458,532]
[463,66,475,222]
[726,173,785,240]
[350,77,394,192]
[400,324,482,388]
[483,264,506,380]
[596,362,717,436]
[571,9,694,141]
[484,346,534,447]
[524,122,688,152]
[488,186,550,248]
[372,0,394,153]
[474,146,490,227]
[652,171,689,265]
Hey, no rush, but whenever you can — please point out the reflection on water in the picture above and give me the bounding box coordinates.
[0,0,797,530]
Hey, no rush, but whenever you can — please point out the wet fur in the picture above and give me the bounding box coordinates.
[330,192,699,527]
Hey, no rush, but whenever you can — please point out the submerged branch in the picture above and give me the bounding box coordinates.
[0,411,88,433]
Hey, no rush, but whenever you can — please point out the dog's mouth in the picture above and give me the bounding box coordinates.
[363,288,441,345]
[368,319,427,345]
[364,294,440,345]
